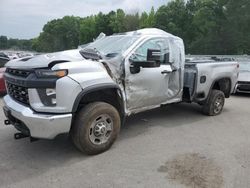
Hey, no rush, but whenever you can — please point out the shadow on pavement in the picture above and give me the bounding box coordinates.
[232,93,250,98]
[121,102,205,139]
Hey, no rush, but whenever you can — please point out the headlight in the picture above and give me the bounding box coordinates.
[35,69,68,78]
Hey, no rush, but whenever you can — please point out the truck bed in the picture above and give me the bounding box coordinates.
[183,59,239,103]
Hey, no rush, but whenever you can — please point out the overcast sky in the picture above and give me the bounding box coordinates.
[0,0,169,39]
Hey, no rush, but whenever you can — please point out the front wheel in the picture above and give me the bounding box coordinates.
[70,102,121,155]
[202,90,225,116]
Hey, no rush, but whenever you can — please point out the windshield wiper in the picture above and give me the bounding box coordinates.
[105,52,119,58]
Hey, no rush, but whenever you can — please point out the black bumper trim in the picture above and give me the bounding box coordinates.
[3,106,30,136]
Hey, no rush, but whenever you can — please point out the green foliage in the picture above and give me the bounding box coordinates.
[33,16,81,52]
[124,13,140,31]
[95,12,113,35]
[155,0,250,54]
[155,0,188,39]
[0,36,8,49]
[139,7,156,28]
[79,16,96,44]
[2,1,250,54]
[0,36,32,51]
[224,0,250,54]
[109,9,126,33]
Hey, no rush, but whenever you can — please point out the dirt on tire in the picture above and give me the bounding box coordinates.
[158,153,223,188]
[202,90,225,116]
[70,102,120,155]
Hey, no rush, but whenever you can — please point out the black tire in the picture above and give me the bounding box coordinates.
[70,102,121,155]
[202,90,225,116]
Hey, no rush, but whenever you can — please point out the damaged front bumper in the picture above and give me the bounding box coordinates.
[3,95,72,139]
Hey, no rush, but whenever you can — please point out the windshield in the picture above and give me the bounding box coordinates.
[86,35,139,56]
[239,62,250,72]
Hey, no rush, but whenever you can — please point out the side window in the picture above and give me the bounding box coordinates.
[131,38,170,64]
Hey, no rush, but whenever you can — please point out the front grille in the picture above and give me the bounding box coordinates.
[238,84,250,91]
[238,81,250,85]
[6,68,31,78]
[6,82,29,105]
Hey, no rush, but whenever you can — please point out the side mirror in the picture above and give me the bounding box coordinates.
[130,60,160,74]
[147,49,170,64]
[129,49,161,74]
[131,60,160,68]
[147,49,161,62]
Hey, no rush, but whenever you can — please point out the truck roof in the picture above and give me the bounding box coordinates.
[113,28,182,41]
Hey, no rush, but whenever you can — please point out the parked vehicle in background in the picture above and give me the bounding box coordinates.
[8,53,19,60]
[0,52,9,95]
[3,28,239,155]
[0,52,10,64]
[0,67,6,95]
[0,52,9,58]
[234,61,250,93]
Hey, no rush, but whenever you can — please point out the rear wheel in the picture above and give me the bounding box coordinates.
[71,102,121,155]
[202,90,225,116]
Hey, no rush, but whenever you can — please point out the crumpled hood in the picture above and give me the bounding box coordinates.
[238,71,250,82]
[5,49,84,69]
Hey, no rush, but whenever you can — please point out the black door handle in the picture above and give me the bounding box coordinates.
[161,70,172,74]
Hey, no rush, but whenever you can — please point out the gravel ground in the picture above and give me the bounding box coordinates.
[0,94,250,188]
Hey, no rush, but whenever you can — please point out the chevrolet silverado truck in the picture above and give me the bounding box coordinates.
[3,29,239,155]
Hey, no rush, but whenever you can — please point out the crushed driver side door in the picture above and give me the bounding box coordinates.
[124,37,175,112]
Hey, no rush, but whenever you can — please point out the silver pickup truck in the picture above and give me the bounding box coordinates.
[3,29,239,155]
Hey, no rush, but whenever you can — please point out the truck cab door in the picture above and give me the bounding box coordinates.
[124,38,175,112]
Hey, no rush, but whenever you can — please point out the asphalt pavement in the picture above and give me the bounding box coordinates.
[0,94,250,188]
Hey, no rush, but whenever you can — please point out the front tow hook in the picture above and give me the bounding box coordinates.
[14,133,39,142]
[14,133,29,140]
[4,120,11,125]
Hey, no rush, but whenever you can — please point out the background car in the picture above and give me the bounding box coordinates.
[0,67,6,95]
[0,52,9,95]
[0,52,10,63]
[234,61,250,93]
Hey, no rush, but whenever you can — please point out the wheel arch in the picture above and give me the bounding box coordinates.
[72,83,125,119]
[210,77,232,98]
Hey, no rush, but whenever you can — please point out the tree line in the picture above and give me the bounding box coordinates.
[1,0,250,55]
[0,36,33,51]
